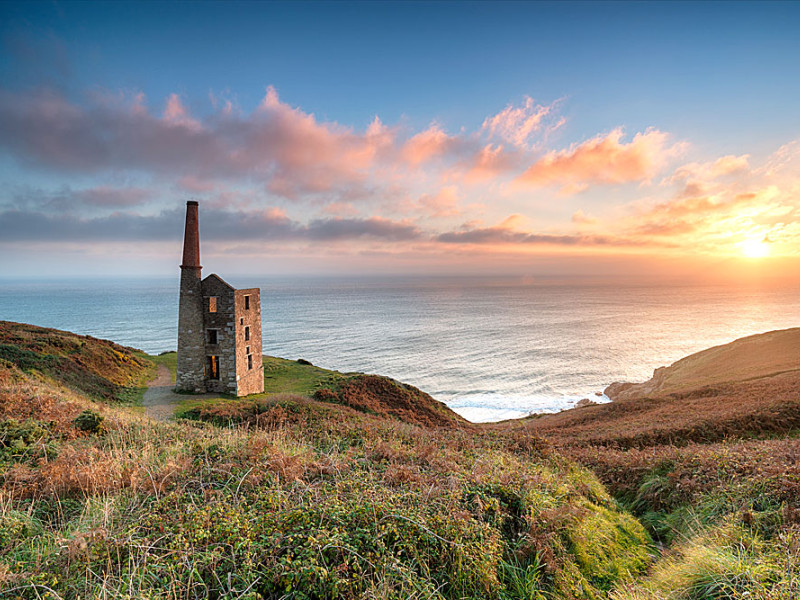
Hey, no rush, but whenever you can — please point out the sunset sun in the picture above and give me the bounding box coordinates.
[742,238,770,259]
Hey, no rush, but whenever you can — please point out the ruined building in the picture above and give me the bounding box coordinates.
[176,201,264,396]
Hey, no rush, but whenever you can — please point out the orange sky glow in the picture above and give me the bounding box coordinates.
[2,4,799,284]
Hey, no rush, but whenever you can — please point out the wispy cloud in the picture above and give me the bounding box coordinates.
[437,215,645,247]
[481,96,564,148]
[4,74,798,270]
[670,154,750,182]
[571,209,598,225]
[0,207,422,244]
[75,186,151,207]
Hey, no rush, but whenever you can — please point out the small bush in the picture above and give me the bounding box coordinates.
[73,410,104,433]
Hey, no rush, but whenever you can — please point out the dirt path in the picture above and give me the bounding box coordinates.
[143,365,220,420]
[142,365,183,421]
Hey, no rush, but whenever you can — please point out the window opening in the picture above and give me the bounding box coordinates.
[207,329,218,345]
[207,355,220,380]
[208,297,217,313]
[248,354,253,370]
[245,326,250,341]
[244,295,250,310]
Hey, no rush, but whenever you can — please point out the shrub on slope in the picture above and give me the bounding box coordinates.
[314,374,470,428]
[2,399,652,599]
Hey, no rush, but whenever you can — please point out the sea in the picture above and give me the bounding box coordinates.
[1,277,799,423]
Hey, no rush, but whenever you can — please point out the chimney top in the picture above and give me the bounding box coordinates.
[181,201,201,269]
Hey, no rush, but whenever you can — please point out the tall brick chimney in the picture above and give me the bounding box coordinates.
[176,201,206,392]
[181,200,201,268]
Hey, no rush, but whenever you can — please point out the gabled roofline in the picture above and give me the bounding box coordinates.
[202,273,235,290]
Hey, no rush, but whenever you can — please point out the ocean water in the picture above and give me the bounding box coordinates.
[1,277,799,422]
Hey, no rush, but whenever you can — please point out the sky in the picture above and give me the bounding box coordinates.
[1,1,800,282]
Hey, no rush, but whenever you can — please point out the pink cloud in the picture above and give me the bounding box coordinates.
[481,96,563,148]
[321,202,360,217]
[463,143,518,183]
[0,206,422,244]
[208,90,236,116]
[571,209,598,225]
[0,86,393,200]
[363,116,396,160]
[401,124,456,165]
[515,128,678,192]
[436,214,644,247]
[178,176,217,193]
[625,187,773,239]
[419,186,461,218]
[251,86,376,195]
[130,92,148,116]
[643,188,767,222]
[711,155,750,177]
[262,207,290,223]
[162,94,202,131]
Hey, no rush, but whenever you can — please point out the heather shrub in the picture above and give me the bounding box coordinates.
[73,409,104,433]
[0,418,59,466]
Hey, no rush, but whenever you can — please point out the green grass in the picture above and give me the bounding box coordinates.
[0,321,153,404]
[611,522,800,600]
[169,356,354,418]
[261,355,353,396]
[147,353,348,395]
[149,351,177,383]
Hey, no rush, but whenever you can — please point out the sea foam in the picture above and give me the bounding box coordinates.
[446,392,612,423]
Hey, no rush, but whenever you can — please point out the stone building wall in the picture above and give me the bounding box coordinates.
[234,288,264,396]
[176,266,206,392]
[201,275,237,395]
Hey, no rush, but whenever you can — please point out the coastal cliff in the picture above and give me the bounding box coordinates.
[604,327,800,401]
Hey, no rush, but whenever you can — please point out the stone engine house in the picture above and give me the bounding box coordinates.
[176,201,264,396]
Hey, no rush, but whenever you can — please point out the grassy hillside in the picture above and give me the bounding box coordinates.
[605,327,800,402]
[3,321,798,599]
[510,329,800,599]
[0,320,153,403]
[512,371,800,449]
[176,354,469,428]
[0,322,652,599]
